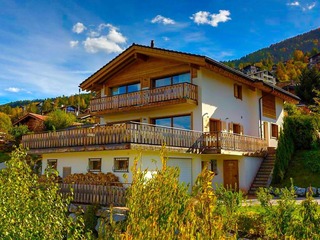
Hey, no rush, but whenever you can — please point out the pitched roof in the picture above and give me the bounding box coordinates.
[80,44,300,103]
[13,113,48,125]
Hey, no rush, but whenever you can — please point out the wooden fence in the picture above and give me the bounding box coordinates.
[59,183,127,206]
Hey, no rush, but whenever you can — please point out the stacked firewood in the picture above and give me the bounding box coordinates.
[62,172,122,186]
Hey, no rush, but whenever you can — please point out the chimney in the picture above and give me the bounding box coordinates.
[150,40,154,48]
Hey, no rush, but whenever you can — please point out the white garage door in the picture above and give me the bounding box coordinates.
[167,158,192,186]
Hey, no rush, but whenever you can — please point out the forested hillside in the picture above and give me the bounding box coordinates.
[225,28,320,67]
[0,93,92,122]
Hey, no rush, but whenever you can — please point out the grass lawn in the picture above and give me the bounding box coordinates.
[0,151,10,163]
[272,150,320,188]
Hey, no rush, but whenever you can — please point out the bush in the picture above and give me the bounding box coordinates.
[44,109,77,130]
[0,146,84,239]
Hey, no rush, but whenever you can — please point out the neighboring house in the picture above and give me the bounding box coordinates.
[22,44,299,193]
[308,52,320,69]
[14,113,48,132]
[277,81,297,95]
[59,105,78,114]
[242,65,277,85]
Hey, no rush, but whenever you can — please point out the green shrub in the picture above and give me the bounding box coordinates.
[287,193,320,239]
[0,146,84,239]
[261,187,297,238]
[44,109,77,130]
[303,150,320,173]
[237,211,264,238]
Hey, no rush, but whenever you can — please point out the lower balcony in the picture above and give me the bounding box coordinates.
[21,122,268,155]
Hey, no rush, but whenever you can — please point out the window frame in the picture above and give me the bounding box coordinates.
[153,72,191,88]
[111,82,141,96]
[201,160,218,175]
[47,159,57,170]
[152,114,192,130]
[234,84,242,100]
[113,157,129,172]
[88,158,102,172]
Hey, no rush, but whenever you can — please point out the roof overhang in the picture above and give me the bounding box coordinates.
[79,44,300,104]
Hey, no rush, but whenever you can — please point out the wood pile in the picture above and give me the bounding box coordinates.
[63,172,122,186]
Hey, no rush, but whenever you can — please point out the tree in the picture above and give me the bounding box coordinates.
[9,125,29,144]
[0,146,84,239]
[296,67,320,105]
[293,50,304,62]
[0,112,13,134]
[44,109,77,130]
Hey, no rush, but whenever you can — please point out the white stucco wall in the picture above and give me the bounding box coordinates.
[238,156,263,192]
[43,150,203,185]
[194,68,261,136]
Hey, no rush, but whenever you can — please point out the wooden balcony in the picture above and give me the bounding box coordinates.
[189,132,268,154]
[22,122,267,155]
[90,82,198,114]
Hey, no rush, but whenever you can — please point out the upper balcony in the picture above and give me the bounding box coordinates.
[22,122,267,155]
[90,82,198,114]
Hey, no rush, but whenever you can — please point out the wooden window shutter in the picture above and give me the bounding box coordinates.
[221,121,227,132]
[262,93,276,119]
[228,122,233,133]
[240,125,244,135]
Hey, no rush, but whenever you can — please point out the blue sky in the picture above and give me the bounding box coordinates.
[0,0,319,105]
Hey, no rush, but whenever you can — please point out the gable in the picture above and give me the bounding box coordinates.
[103,56,191,89]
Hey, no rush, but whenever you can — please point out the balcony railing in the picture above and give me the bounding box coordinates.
[21,122,267,154]
[90,82,198,112]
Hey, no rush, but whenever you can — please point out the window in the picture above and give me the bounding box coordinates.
[271,124,279,139]
[153,115,191,130]
[201,160,218,175]
[112,82,140,96]
[234,84,242,100]
[113,157,129,172]
[228,122,242,134]
[47,159,57,169]
[88,158,101,172]
[154,73,190,88]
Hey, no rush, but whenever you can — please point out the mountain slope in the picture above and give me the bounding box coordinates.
[227,28,320,67]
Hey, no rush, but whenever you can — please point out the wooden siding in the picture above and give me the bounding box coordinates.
[262,93,276,119]
[104,57,191,88]
[90,82,198,113]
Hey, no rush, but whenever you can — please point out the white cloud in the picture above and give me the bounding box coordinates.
[306,2,316,10]
[72,22,86,34]
[162,37,170,41]
[88,30,100,37]
[82,24,126,54]
[191,10,231,27]
[107,25,126,43]
[287,1,300,6]
[287,1,316,11]
[83,36,124,54]
[151,15,175,25]
[69,40,79,48]
[5,87,21,93]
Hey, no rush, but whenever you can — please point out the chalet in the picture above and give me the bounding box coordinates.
[14,113,48,132]
[21,44,299,193]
